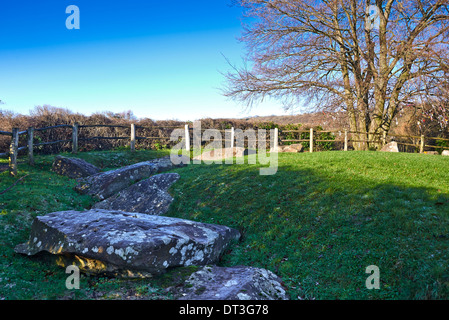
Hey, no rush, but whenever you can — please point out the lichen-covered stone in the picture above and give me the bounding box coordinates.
[92,173,180,215]
[193,147,255,162]
[74,156,188,201]
[279,144,303,153]
[178,265,289,300]
[52,156,101,179]
[148,155,189,173]
[14,209,240,277]
[74,162,155,200]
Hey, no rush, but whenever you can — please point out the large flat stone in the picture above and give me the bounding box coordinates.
[380,141,399,152]
[193,147,255,162]
[147,155,189,173]
[52,156,101,179]
[74,156,187,201]
[74,162,156,200]
[178,265,289,300]
[92,173,180,215]
[15,209,240,277]
[279,144,303,153]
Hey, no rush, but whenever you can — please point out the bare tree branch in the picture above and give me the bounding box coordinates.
[223,0,449,149]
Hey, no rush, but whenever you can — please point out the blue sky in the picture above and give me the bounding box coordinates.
[0,0,291,121]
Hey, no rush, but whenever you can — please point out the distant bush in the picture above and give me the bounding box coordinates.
[254,121,278,130]
[0,106,186,155]
[280,123,302,146]
[279,124,336,151]
[435,139,449,154]
[0,107,339,155]
[314,125,336,151]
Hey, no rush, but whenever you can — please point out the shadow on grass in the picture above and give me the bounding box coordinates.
[166,155,449,300]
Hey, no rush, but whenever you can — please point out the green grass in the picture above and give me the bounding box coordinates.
[1,150,449,299]
[0,149,177,300]
[166,151,449,299]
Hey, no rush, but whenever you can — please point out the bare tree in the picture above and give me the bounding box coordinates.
[223,0,449,150]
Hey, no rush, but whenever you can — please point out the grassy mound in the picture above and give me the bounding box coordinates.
[1,150,448,299]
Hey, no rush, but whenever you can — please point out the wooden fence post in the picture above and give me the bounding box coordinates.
[9,128,19,176]
[344,130,348,151]
[420,135,425,154]
[72,123,79,154]
[28,127,34,166]
[310,128,314,153]
[185,124,190,151]
[130,124,136,152]
[274,128,279,152]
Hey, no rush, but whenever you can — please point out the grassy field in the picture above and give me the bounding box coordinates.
[1,149,448,300]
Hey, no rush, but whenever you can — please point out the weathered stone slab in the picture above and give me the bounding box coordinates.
[52,155,101,179]
[380,141,399,152]
[75,156,188,201]
[193,147,255,162]
[74,162,155,200]
[149,155,189,173]
[14,210,240,277]
[178,265,289,300]
[279,144,303,153]
[92,173,180,215]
